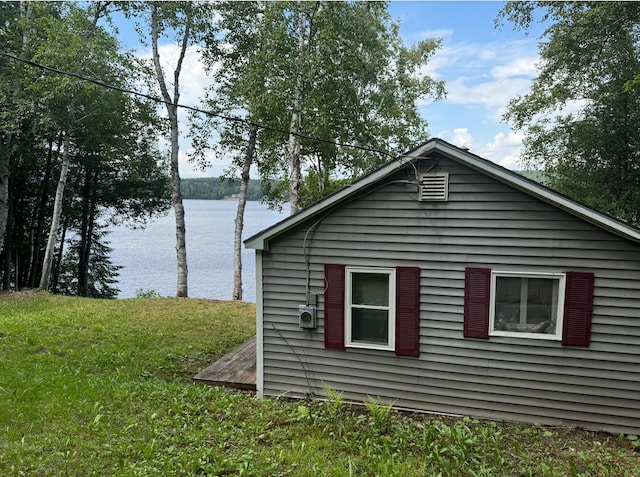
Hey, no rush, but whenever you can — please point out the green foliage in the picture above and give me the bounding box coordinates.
[364,396,395,431]
[0,292,638,476]
[0,2,171,292]
[500,1,640,225]
[135,289,162,299]
[180,177,265,201]
[195,1,444,211]
[55,225,121,298]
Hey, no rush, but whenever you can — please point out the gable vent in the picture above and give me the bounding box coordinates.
[419,173,449,201]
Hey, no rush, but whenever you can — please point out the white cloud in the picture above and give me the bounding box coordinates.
[419,39,538,119]
[418,28,454,40]
[451,128,474,150]
[478,130,525,169]
[491,57,538,79]
[445,76,532,119]
[438,128,525,170]
[179,149,232,179]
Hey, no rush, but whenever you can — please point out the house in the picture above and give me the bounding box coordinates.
[244,138,640,434]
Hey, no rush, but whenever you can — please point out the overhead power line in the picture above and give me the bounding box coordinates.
[0,51,398,160]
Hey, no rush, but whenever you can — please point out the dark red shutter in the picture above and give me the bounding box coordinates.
[464,267,490,339]
[395,267,420,357]
[562,271,594,347]
[324,264,346,349]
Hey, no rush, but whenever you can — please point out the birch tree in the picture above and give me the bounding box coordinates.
[123,1,215,298]
[195,0,444,299]
[0,2,170,292]
[34,2,118,289]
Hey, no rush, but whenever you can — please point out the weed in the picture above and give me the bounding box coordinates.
[364,396,395,431]
[321,382,343,419]
[135,288,162,298]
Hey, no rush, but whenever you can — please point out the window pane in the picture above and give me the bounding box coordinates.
[352,273,389,306]
[494,276,558,334]
[351,308,389,344]
[495,276,521,330]
[526,279,558,330]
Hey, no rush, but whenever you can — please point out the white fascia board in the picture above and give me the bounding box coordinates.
[255,250,264,397]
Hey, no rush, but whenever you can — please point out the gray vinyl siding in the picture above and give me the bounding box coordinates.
[258,156,640,434]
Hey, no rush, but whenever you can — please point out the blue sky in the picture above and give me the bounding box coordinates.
[388,1,545,169]
[125,1,547,177]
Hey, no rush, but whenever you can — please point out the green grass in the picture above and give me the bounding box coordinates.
[0,291,638,476]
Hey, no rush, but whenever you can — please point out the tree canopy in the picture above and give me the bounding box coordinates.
[195,1,445,211]
[0,2,170,295]
[500,1,640,225]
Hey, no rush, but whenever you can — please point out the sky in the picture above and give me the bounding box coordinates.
[128,1,548,178]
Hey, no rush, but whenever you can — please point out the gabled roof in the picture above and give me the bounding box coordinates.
[245,138,640,250]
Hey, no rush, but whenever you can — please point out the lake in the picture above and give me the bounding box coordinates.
[108,200,288,302]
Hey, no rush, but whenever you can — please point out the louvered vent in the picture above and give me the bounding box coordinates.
[419,173,449,201]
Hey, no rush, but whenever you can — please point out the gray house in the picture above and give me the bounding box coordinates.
[245,138,640,434]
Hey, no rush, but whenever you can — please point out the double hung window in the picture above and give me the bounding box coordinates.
[345,267,396,351]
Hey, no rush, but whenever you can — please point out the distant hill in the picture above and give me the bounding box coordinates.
[181,171,548,201]
[181,177,264,201]
[515,170,549,185]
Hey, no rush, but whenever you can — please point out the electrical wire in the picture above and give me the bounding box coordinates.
[1,51,404,161]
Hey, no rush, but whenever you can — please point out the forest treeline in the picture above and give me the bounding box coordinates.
[180,178,264,201]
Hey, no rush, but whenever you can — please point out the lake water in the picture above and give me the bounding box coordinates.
[108,200,288,302]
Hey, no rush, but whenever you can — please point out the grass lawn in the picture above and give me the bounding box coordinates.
[0,291,638,476]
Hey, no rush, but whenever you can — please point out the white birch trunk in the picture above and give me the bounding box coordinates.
[151,5,189,297]
[39,133,70,290]
[287,7,305,216]
[232,125,258,301]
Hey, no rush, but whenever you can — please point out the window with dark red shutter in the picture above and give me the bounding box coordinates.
[324,264,421,354]
[464,267,490,339]
[396,267,420,357]
[324,264,346,349]
[562,271,595,347]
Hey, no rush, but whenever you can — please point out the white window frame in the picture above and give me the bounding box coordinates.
[489,271,566,340]
[345,267,396,351]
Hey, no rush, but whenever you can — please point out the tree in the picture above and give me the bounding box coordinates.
[123,1,215,298]
[0,2,171,294]
[500,1,640,225]
[195,0,444,299]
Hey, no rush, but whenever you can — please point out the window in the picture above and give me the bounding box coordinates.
[324,264,420,356]
[464,267,594,346]
[489,272,565,340]
[345,267,396,350]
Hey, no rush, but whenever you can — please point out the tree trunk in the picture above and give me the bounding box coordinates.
[232,125,258,301]
[287,7,305,216]
[39,133,71,290]
[78,165,98,297]
[2,185,13,290]
[28,133,58,287]
[151,4,189,297]
[50,217,68,295]
[0,144,10,262]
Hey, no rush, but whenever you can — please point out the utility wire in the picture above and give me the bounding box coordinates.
[1,51,400,160]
